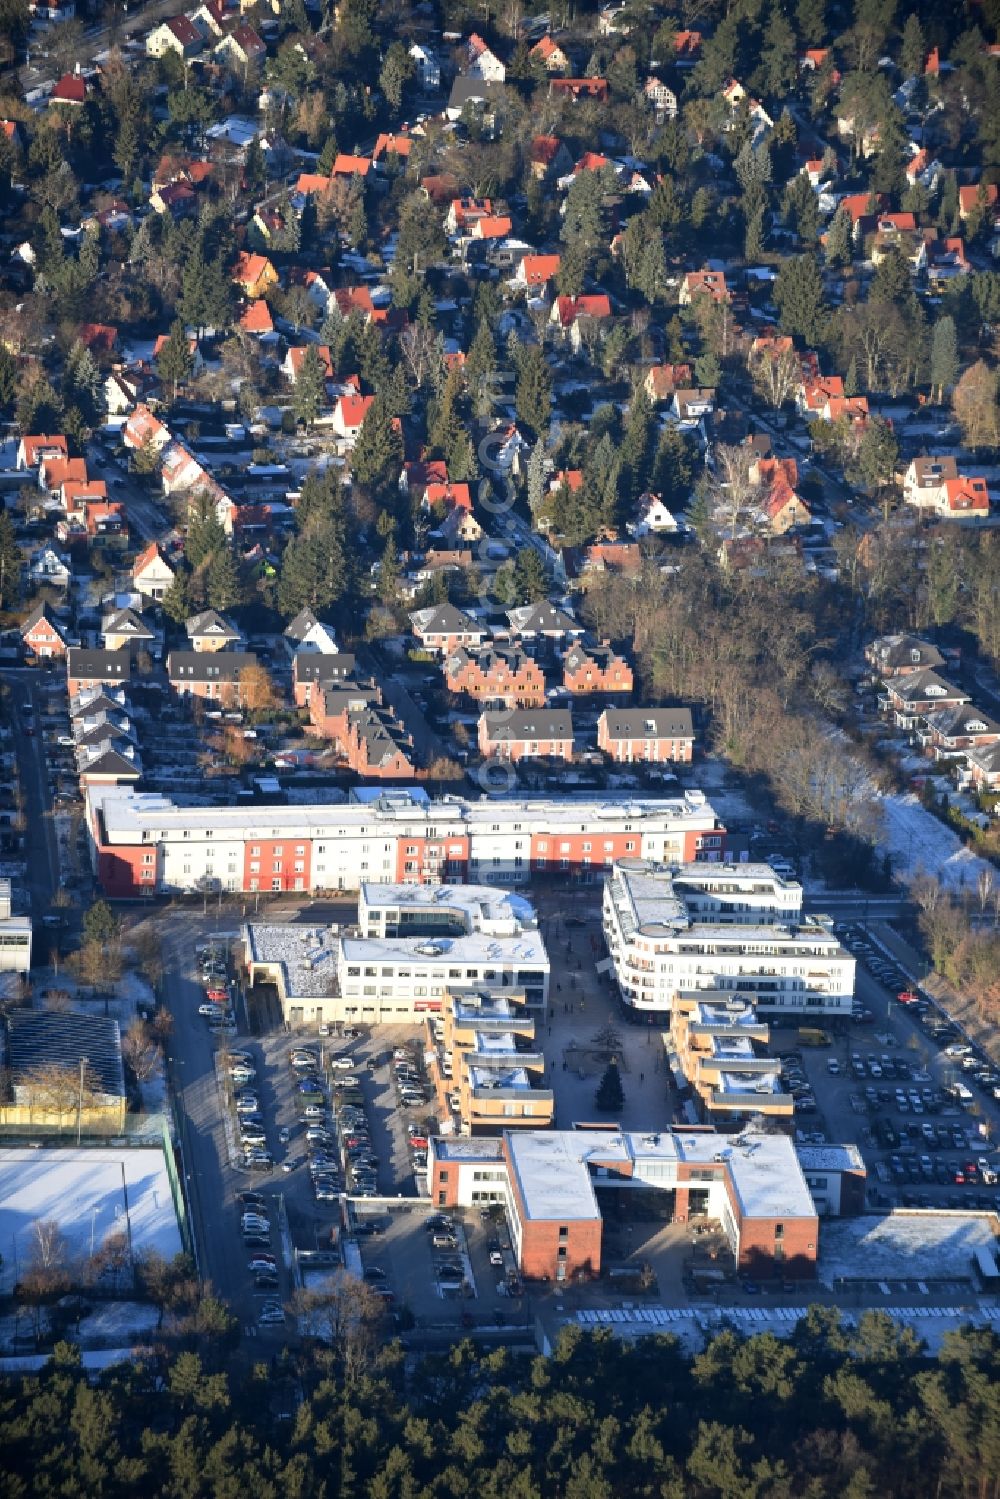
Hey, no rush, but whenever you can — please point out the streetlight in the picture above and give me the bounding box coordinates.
[76,1056,88,1146]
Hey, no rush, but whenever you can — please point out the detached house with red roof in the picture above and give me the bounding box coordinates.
[515,254,561,290]
[132,542,176,603]
[123,405,170,454]
[644,364,692,403]
[527,135,573,181]
[231,252,278,300]
[214,25,266,68]
[332,393,374,445]
[49,74,87,106]
[679,269,730,305]
[466,32,505,81]
[902,456,989,518]
[281,345,334,385]
[550,294,612,350]
[331,154,372,180]
[17,435,67,471]
[549,77,609,102]
[530,35,570,72]
[146,15,203,58]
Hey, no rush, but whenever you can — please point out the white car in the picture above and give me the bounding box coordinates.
[329,1056,356,1070]
[198,1003,223,1017]
[945,1044,972,1058]
[258,1302,286,1325]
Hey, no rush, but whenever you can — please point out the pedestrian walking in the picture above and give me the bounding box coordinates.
[640,1072,644,1082]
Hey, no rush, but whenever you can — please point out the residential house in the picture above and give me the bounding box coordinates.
[507,601,584,653]
[231,251,279,300]
[21,603,68,660]
[920,705,1000,763]
[185,609,242,652]
[549,77,609,102]
[123,405,170,454]
[902,455,988,517]
[239,300,275,336]
[409,42,440,90]
[67,647,132,696]
[679,269,729,305]
[573,540,642,579]
[149,179,198,218]
[446,77,507,122]
[597,706,695,763]
[281,344,334,385]
[159,444,206,495]
[104,369,142,416]
[283,608,339,659]
[27,546,72,590]
[400,457,449,501]
[644,76,677,117]
[166,650,257,700]
[445,196,495,235]
[331,393,373,444]
[214,25,266,68]
[146,15,203,57]
[531,35,570,71]
[444,644,546,707]
[309,682,380,742]
[331,154,372,181]
[189,0,227,39]
[466,32,505,81]
[39,456,87,497]
[478,708,574,762]
[78,323,118,358]
[16,434,67,471]
[550,294,612,348]
[750,456,810,533]
[410,603,488,654]
[673,29,702,62]
[925,236,971,288]
[881,669,970,728]
[470,214,512,240]
[49,74,87,106]
[671,388,716,423]
[865,634,945,679]
[562,640,633,696]
[527,134,573,181]
[101,607,155,654]
[965,742,1000,793]
[958,182,998,221]
[644,364,692,403]
[132,541,176,603]
[515,253,561,290]
[373,132,413,164]
[293,652,356,707]
[628,493,682,539]
[346,706,417,780]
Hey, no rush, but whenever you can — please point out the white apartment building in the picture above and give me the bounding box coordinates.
[603,860,854,1021]
[0,879,32,973]
[87,786,726,897]
[243,884,549,1026]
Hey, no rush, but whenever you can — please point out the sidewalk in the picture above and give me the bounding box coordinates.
[537,903,673,1134]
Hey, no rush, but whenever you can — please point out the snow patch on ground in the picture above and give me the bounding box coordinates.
[818,1211,997,1286]
[0,1147,183,1294]
[876,792,994,891]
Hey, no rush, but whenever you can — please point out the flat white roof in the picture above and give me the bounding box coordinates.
[709,1134,817,1220]
[506,1131,623,1221]
[340,929,548,967]
[360,881,537,930]
[245,923,339,999]
[91,786,721,843]
[0,1146,183,1293]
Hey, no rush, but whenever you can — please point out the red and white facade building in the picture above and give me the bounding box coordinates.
[86,787,726,898]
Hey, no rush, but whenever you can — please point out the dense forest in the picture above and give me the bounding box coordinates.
[2,1316,999,1497]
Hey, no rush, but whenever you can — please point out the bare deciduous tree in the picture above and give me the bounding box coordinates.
[121,1018,162,1085]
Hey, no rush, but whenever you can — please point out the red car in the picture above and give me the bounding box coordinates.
[408,1135,428,1151]
[205,987,229,1003]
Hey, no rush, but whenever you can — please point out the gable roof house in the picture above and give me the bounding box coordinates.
[293,651,357,707]
[531,35,571,72]
[16,434,67,471]
[549,77,610,103]
[965,741,1000,793]
[214,25,266,67]
[627,492,682,539]
[283,608,339,659]
[49,74,88,106]
[444,644,546,708]
[446,77,508,121]
[562,639,633,696]
[21,603,69,660]
[101,607,155,654]
[466,32,506,81]
[920,704,1000,764]
[409,43,441,91]
[644,76,677,117]
[644,364,693,403]
[146,14,203,57]
[332,393,374,444]
[185,609,242,652]
[231,251,279,300]
[507,601,584,646]
[281,344,334,385]
[515,253,562,290]
[27,545,72,590]
[132,542,176,602]
[123,404,169,453]
[527,134,573,180]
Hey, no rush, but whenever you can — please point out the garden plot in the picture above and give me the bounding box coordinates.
[877,792,995,891]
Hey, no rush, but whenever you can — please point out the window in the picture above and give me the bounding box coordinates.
[774,1223,784,1239]
[558,1225,568,1239]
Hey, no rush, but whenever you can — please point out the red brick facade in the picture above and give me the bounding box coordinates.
[445,646,546,707]
[562,647,633,696]
[518,1217,603,1280]
[23,618,67,659]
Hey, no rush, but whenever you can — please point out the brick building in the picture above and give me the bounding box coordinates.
[21,603,68,660]
[429,1127,819,1281]
[166,650,257,700]
[445,644,546,707]
[562,640,633,696]
[294,653,358,708]
[410,602,488,655]
[67,648,131,697]
[597,706,695,763]
[478,708,574,761]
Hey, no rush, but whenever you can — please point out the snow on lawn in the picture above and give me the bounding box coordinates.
[877,792,995,891]
[818,1212,997,1287]
[0,1148,183,1293]
[77,1301,161,1342]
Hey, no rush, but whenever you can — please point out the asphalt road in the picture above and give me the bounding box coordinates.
[6,668,59,920]
[86,443,164,544]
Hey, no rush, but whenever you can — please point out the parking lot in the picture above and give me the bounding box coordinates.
[773,922,1000,1211]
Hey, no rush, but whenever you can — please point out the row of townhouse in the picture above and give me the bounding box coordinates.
[16,433,124,540]
[85,784,727,897]
[443,638,635,706]
[866,634,1000,791]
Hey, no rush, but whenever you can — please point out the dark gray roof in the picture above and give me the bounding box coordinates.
[184,609,240,641]
[167,650,257,681]
[7,1008,125,1099]
[481,708,573,741]
[410,602,484,636]
[67,648,131,682]
[448,77,507,109]
[599,707,694,739]
[284,607,320,641]
[294,652,356,683]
